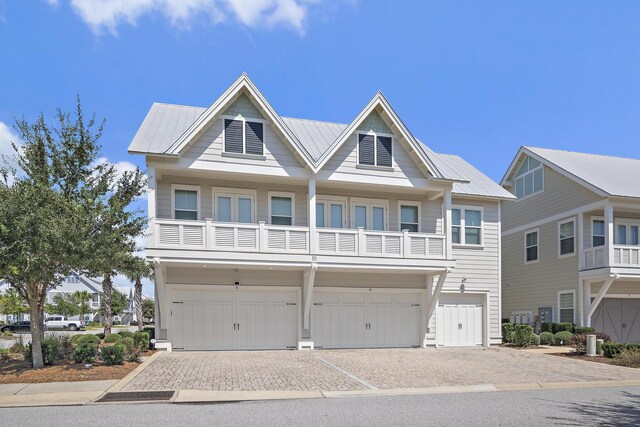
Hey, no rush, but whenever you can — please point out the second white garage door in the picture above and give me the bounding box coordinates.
[436,293,484,347]
[171,287,298,351]
[311,291,421,349]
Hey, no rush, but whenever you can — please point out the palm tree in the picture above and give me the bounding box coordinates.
[123,256,154,331]
[73,290,92,322]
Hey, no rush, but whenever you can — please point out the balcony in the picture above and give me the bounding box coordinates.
[151,219,446,260]
[582,244,640,269]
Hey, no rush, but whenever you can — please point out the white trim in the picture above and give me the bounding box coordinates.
[451,204,484,247]
[513,156,544,200]
[558,217,577,258]
[171,184,201,220]
[268,191,296,226]
[524,228,540,264]
[558,289,576,324]
[350,197,389,231]
[355,130,394,168]
[212,187,257,223]
[398,200,421,232]
[221,114,266,156]
[316,195,348,229]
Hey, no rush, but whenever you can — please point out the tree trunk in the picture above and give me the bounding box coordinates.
[102,273,113,335]
[135,278,144,331]
[27,285,45,369]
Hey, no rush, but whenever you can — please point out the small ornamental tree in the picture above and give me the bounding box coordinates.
[123,256,153,331]
[0,289,29,320]
[45,293,78,318]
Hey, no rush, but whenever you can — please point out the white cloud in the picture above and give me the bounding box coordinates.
[0,121,22,184]
[54,0,318,35]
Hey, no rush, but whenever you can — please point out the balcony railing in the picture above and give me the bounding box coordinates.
[151,219,446,260]
[582,244,640,269]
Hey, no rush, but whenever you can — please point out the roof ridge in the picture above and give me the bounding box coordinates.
[153,102,207,109]
[281,116,349,126]
[527,146,640,162]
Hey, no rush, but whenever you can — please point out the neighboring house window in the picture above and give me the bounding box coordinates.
[558,291,575,323]
[213,188,256,224]
[172,185,200,220]
[66,275,78,283]
[358,133,392,167]
[224,118,264,155]
[514,156,543,198]
[269,193,294,226]
[558,219,575,256]
[451,206,482,245]
[592,219,605,247]
[351,199,388,231]
[92,293,99,307]
[316,197,346,228]
[525,229,539,263]
[399,202,420,232]
[615,221,640,246]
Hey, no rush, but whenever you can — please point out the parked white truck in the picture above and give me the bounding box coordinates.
[44,316,83,331]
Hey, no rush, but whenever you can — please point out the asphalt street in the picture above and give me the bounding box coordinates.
[2,385,640,426]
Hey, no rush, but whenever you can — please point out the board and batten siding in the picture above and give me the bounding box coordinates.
[502,220,580,322]
[502,165,602,232]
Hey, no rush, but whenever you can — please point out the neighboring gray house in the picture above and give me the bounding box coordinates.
[501,146,640,342]
[129,73,513,351]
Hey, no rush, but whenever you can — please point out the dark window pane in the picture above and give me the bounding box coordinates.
[376,136,392,167]
[560,237,574,255]
[401,223,419,233]
[245,121,264,155]
[358,134,374,165]
[465,227,481,245]
[271,216,292,226]
[526,246,538,262]
[452,226,461,244]
[175,210,197,220]
[560,309,574,323]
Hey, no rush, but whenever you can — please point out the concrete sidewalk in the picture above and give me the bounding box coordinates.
[0,380,117,407]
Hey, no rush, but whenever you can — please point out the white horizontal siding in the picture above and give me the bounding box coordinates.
[166,267,303,286]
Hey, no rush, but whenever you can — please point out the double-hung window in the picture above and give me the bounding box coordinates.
[558,219,575,256]
[451,206,482,245]
[592,219,605,247]
[269,193,294,226]
[513,156,543,198]
[213,188,256,223]
[351,199,388,231]
[525,229,539,263]
[357,132,393,167]
[172,185,200,220]
[316,197,346,228]
[615,221,640,246]
[558,291,575,323]
[224,117,264,156]
[399,202,420,232]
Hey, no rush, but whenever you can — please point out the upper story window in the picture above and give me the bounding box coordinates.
[269,192,294,226]
[316,197,346,229]
[452,206,482,245]
[615,221,640,246]
[592,219,605,247]
[213,188,256,224]
[66,275,79,283]
[358,132,392,167]
[525,229,539,263]
[224,117,264,156]
[399,202,420,232]
[558,219,575,256]
[514,156,543,199]
[172,185,200,220]
[351,198,388,231]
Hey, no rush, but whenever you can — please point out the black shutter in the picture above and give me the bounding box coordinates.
[358,134,374,165]
[224,119,243,153]
[376,136,392,167]
[245,121,264,155]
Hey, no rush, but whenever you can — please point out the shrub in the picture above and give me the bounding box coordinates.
[74,334,101,347]
[596,332,612,343]
[0,348,10,361]
[574,326,596,335]
[104,334,123,344]
[122,337,140,362]
[602,342,640,358]
[23,338,60,366]
[133,331,150,351]
[73,335,100,363]
[143,327,155,341]
[57,335,74,361]
[94,333,105,340]
[554,331,573,346]
[529,333,541,346]
[570,333,587,355]
[613,348,640,368]
[3,330,12,337]
[555,323,574,333]
[100,344,125,365]
[539,331,555,345]
[87,321,102,328]
[513,325,536,347]
[502,323,515,343]
[117,331,134,339]
[540,322,554,333]
[8,343,24,354]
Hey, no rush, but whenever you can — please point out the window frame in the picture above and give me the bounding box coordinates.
[350,197,389,231]
[524,228,540,264]
[558,218,576,258]
[591,216,605,248]
[557,290,576,324]
[398,201,421,233]
[356,131,394,168]
[316,196,348,229]
[171,184,201,221]
[212,187,257,224]
[451,205,484,247]
[614,218,640,246]
[513,156,544,200]
[221,114,267,156]
[268,191,295,226]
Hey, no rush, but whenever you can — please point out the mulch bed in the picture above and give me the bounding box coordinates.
[550,352,616,365]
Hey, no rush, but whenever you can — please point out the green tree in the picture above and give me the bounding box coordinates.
[73,291,92,318]
[123,256,153,331]
[99,289,127,319]
[45,293,78,317]
[0,289,29,319]
[141,299,154,323]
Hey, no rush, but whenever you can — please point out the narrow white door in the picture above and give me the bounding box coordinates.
[183,302,204,350]
[437,294,484,347]
[204,290,235,350]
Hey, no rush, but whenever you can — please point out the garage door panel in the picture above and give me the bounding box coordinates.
[184,302,205,350]
[172,302,185,350]
[341,303,366,348]
[267,302,297,348]
[204,302,234,350]
[436,294,484,347]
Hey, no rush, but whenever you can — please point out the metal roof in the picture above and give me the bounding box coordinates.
[128,102,510,199]
[524,147,640,198]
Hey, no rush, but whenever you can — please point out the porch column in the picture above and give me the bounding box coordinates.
[605,202,614,266]
[152,260,166,331]
[303,263,317,330]
[577,211,584,270]
[147,165,157,247]
[308,178,316,253]
[420,274,432,348]
[580,279,591,326]
[444,189,453,259]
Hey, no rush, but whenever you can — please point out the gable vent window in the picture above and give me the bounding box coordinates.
[224,118,264,156]
[358,133,393,167]
[514,156,543,198]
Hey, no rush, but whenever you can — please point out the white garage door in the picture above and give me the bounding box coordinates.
[592,298,640,343]
[436,294,483,347]
[311,291,421,349]
[171,288,298,351]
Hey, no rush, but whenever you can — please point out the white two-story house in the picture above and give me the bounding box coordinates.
[128,74,513,351]
[501,147,640,342]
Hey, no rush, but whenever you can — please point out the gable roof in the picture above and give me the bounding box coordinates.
[439,154,516,200]
[502,146,640,199]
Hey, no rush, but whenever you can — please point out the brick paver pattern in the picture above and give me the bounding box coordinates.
[122,347,640,392]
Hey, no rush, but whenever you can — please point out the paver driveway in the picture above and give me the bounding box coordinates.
[122,347,640,392]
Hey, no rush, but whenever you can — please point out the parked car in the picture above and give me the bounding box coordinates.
[0,321,33,333]
[44,316,83,331]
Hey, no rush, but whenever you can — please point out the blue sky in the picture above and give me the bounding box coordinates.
[1,1,640,291]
